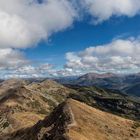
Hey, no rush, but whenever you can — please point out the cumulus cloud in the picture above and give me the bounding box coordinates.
[0,0,77,48]
[0,48,28,69]
[4,37,140,78]
[0,62,53,79]
[0,0,140,49]
[65,38,140,74]
[1,0,140,78]
[82,0,140,23]
[1,0,140,49]
[48,68,82,77]
[0,0,78,78]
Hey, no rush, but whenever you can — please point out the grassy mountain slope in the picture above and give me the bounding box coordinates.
[5,99,140,140]
[0,79,74,137]
[0,79,140,139]
[68,85,140,120]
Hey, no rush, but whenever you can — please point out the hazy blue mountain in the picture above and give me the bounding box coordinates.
[56,73,140,97]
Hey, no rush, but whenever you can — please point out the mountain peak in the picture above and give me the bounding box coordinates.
[80,72,117,79]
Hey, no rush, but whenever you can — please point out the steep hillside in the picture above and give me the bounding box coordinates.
[0,79,74,137]
[123,83,140,97]
[0,79,140,140]
[68,85,140,120]
[5,99,140,140]
[0,79,28,96]
[0,85,49,136]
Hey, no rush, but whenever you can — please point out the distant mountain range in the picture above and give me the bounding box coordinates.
[56,72,140,97]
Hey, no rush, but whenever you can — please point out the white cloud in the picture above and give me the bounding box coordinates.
[1,0,140,78]
[1,0,140,49]
[65,38,140,74]
[2,38,140,78]
[0,48,28,69]
[0,0,140,49]
[0,0,78,78]
[0,0,77,48]
[82,0,140,23]
[48,68,82,77]
[0,62,53,79]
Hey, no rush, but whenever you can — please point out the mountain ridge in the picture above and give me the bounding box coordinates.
[56,72,140,97]
[0,79,140,139]
[4,99,140,140]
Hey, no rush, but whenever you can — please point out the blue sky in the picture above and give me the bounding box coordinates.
[1,0,140,78]
[26,15,140,68]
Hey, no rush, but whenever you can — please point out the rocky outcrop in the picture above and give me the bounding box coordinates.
[7,99,76,140]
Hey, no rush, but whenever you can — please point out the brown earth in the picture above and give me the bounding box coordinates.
[0,79,74,137]
[5,99,140,140]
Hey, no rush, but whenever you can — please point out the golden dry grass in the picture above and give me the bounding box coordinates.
[10,112,45,130]
[66,99,140,140]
